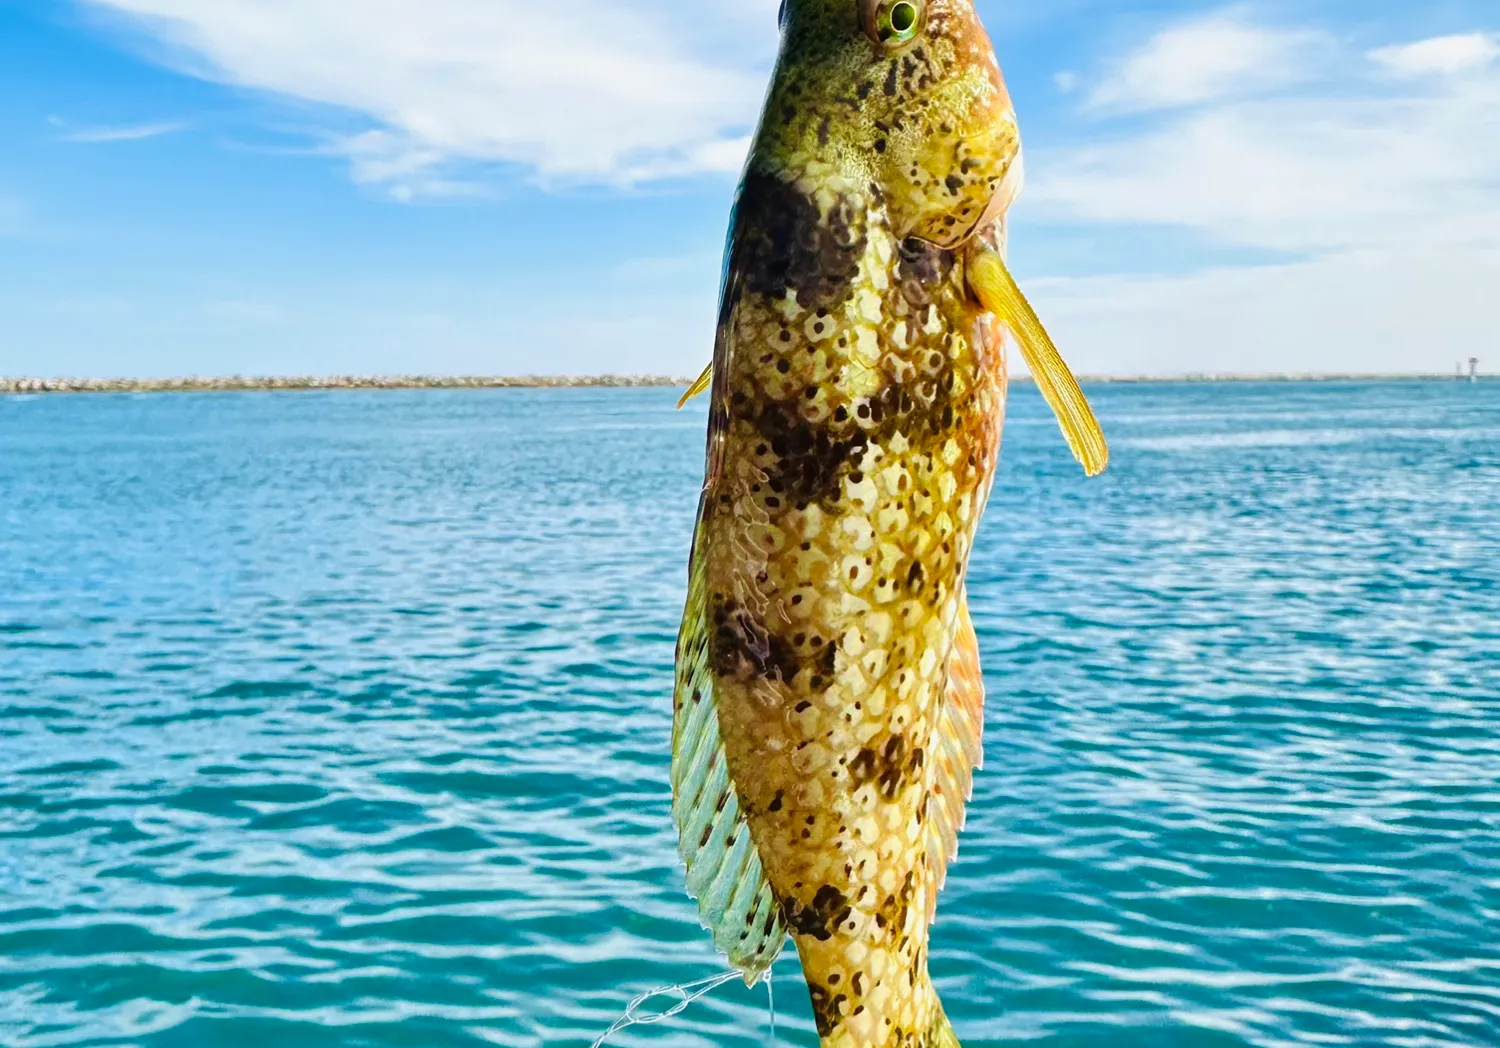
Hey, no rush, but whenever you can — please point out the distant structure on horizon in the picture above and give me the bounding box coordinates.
[1471,358,1481,383]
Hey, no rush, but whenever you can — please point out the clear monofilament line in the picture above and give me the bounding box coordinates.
[766,968,777,1046]
[590,971,742,1048]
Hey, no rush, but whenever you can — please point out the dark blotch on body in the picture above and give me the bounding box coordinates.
[897,236,956,307]
[709,596,837,691]
[782,884,852,942]
[875,870,917,937]
[709,597,799,684]
[808,978,847,1037]
[733,172,867,314]
[850,734,926,801]
[754,399,870,507]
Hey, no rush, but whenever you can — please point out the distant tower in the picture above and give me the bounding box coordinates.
[1471,358,1481,383]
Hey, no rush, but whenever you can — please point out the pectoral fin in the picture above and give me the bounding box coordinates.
[677,363,714,409]
[968,248,1109,477]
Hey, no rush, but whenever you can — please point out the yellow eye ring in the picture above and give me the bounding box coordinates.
[885,2,920,38]
[861,0,925,46]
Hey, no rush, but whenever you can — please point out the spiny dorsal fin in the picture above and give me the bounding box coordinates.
[925,592,986,913]
[671,523,785,982]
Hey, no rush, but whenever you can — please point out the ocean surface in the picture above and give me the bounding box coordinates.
[1,381,1497,1048]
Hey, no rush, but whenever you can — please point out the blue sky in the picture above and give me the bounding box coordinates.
[0,0,1496,378]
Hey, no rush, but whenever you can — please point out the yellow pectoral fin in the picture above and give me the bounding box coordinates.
[969,249,1109,477]
[677,363,714,409]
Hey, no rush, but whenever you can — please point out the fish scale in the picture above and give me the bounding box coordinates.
[671,3,1107,1046]
[704,175,1003,1047]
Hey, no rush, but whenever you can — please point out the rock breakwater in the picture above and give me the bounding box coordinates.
[0,375,694,394]
[0,373,1455,395]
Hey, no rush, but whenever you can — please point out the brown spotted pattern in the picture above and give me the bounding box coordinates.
[683,2,1020,1045]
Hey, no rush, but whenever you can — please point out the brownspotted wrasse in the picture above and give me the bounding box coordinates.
[668,2,1110,1046]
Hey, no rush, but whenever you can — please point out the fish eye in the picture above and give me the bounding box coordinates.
[861,0,925,47]
[888,2,918,36]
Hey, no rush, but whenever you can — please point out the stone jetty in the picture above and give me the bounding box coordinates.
[0,375,693,394]
[0,372,1456,395]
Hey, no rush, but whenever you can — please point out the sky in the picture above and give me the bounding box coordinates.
[0,0,1496,378]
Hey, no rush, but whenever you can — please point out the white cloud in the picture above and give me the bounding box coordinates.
[1025,22,1500,374]
[51,118,189,143]
[81,0,777,194]
[1031,78,1500,254]
[1033,245,1499,376]
[1370,33,1499,78]
[1088,13,1325,112]
[1037,25,1500,254]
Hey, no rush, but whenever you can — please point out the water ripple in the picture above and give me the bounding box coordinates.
[1,383,1497,1046]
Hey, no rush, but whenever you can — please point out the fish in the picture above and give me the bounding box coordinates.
[670,2,1108,1045]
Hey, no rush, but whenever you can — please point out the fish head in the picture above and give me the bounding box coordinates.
[757,0,1021,248]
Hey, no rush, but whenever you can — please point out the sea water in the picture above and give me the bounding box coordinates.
[1,382,1496,1047]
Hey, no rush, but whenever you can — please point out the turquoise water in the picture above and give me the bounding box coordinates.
[1,382,1497,1048]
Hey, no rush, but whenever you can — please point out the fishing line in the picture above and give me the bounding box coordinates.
[590,971,741,1048]
[765,968,777,1046]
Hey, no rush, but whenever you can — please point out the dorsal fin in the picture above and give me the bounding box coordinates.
[925,591,986,912]
[671,521,786,983]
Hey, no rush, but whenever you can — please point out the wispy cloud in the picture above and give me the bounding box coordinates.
[1369,32,1499,78]
[1029,15,1500,373]
[51,116,189,143]
[1037,20,1500,254]
[79,0,778,196]
[1087,12,1326,113]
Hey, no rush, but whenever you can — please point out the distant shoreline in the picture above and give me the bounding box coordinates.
[0,373,1474,395]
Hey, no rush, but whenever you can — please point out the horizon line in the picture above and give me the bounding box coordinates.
[0,372,1481,395]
